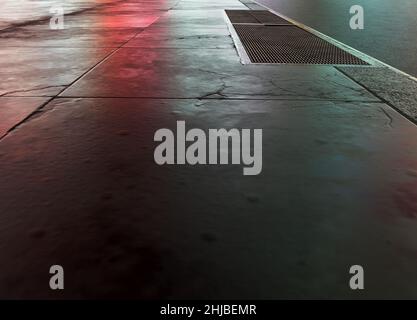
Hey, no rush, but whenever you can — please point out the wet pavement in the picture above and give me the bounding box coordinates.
[258,0,417,77]
[1,0,417,299]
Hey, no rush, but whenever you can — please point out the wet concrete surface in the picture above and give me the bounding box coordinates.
[124,27,234,49]
[0,97,50,137]
[60,48,378,100]
[0,26,141,48]
[1,0,417,299]
[0,47,112,97]
[2,98,417,299]
[338,66,417,123]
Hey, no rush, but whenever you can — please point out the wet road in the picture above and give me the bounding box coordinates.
[258,0,417,77]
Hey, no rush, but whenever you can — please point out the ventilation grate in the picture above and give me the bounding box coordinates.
[225,10,291,25]
[233,24,369,65]
[249,10,291,25]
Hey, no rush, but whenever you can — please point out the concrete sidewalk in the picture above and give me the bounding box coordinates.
[1,0,417,299]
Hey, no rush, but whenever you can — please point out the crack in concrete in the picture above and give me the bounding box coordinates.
[379,106,394,128]
[324,74,364,93]
[0,97,55,140]
[195,68,360,100]
[195,68,234,99]
[0,85,68,98]
[196,68,231,78]
[334,66,383,100]
[0,3,168,142]
[334,66,417,125]
[198,82,229,99]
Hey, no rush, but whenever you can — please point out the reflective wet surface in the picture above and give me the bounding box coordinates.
[1,0,417,299]
[258,0,417,77]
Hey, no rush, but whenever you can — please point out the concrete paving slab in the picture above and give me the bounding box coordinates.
[152,9,230,28]
[124,27,234,49]
[1,97,417,299]
[0,26,142,48]
[0,97,50,137]
[92,2,176,13]
[0,47,112,96]
[95,7,172,14]
[62,12,164,28]
[173,1,246,11]
[338,66,417,123]
[0,0,97,29]
[61,48,378,100]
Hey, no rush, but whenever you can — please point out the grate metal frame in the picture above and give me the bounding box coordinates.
[225,10,292,25]
[225,9,372,65]
[233,24,370,65]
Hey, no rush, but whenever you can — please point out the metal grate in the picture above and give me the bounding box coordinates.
[225,10,291,25]
[233,24,369,64]
[249,10,291,25]
[225,10,258,23]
